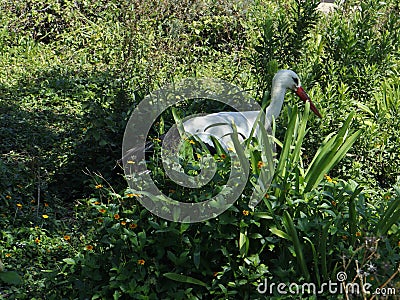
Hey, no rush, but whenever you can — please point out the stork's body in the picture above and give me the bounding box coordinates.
[182,70,321,149]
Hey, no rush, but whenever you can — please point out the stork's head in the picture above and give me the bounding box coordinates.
[274,70,322,118]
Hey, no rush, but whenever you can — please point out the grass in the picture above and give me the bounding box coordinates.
[1,0,400,299]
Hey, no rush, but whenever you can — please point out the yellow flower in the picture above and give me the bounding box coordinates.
[126,193,141,198]
[153,138,161,142]
[5,195,11,199]
[94,201,100,205]
[64,235,71,241]
[44,203,49,207]
[356,232,362,237]
[188,140,196,145]
[99,209,106,214]
[42,214,49,219]
[35,238,41,244]
[95,184,103,189]
[5,253,11,258]
[264,193,269,199]
[331,200,337,207]
[127,160,135,164]
[137,259,145,265]
[324,174,333,183]
[257,161,264,169]
[227,147,234,152]
[242,210,249,216]
[85,245,94,251]
[130,223,138,229]
[16,203,23,209]
[220,154,226,159]
[114,214,120,220]
[120,221,127,226]
[31,199,35,204]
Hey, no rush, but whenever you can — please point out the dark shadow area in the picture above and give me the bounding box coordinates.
[0,68,136,203]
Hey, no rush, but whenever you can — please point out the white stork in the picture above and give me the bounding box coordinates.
[181,69,322,150]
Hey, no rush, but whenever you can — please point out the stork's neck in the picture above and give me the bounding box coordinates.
[265,82,286,120]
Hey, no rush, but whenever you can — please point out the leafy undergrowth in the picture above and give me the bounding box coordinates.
[1,0,400,299]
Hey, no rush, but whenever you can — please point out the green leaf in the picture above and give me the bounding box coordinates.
[163,273,207,287]
[0,271,23,285]
[63,258,76,265]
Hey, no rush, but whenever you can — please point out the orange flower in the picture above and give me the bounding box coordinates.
[99,209,106,214]
[64,235,71,241]
[120,221,127,226]
[331,200,337,207]
[44,203,49,207]
[257,161,264,169]
[264,194,269,199]
[85,245,94,251]
[242,210,249,216]
[114,214,120,220]
[5,253,11,258]
[137,259,145,265]
[130,223,138,229]
[95,184,103,189]
[94,201,100,205]
[220,154,226,159]
[98,218,104,223]
[356,232,362,237]
[16,203,23,209]
[35,238,41,244]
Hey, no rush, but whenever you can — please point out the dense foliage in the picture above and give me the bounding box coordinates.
[1,0,399,299]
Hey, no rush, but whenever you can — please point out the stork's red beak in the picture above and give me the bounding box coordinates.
[295,86,322,118]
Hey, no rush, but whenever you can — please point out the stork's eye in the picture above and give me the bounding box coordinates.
[292,77,299,86]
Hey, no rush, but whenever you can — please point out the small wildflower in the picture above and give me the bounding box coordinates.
[95,184,103,189]
[227,147,234,152]
[5,195,11,199]
[94,201,100,205]
[130,223,138,229]
[35,238,41,244]
[114,214,120,220]
[213,271,219,277]
[42,214,49,219]
[356,232,362,237]
[120,221,126,226]
[127,160,135,164]
[64,235,71,241]
[384,194,391,200]
[153,138,161,142]
[257,161,264,169]
[220,154,226,159]
[85,245,94,251]
[82,128,87,132]
[188,140,196,145]
[98,218,104,223]
[30,199,35,204]
[44,203,49,207]
[137,259,145,265]
[264,193,269,199]
[16,203,23,209]
[99,209,106,214]
[331,200,337,207]
[196,153,202,159]
[242,210,249,216]
[324,174,333,183]
[342,235,348,240]
[5,253,11,258]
